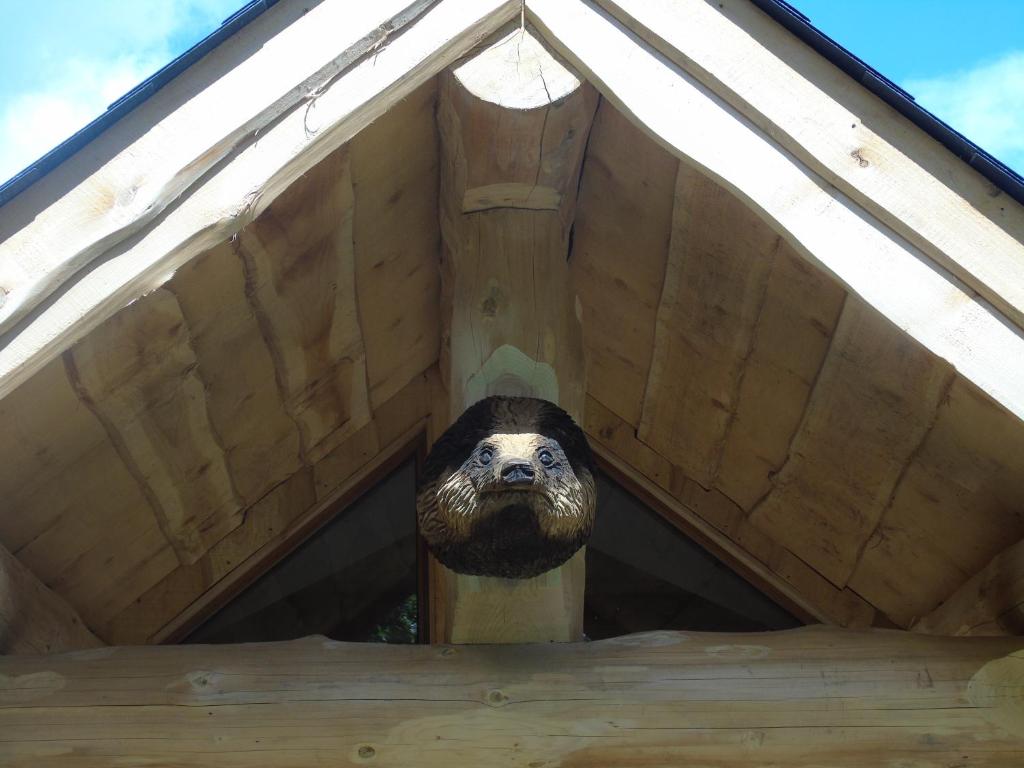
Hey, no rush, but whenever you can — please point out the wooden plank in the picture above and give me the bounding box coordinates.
[66,289,244,565]
[586,395,874,628]
[351,80,441,408]
[851,377,1024,627]
[167,241,303,505]
[915,538,1024,636]
[639,164,781,487]
[104,370,433,645]
[570,101,677,425]
[0,0,436,334]
[0,544,102,654]
[715,241,846,510]
[2,628,1023,766]
[0,0,520,403]
[596,0,1024,331]
[748,300,954,587]
[0,357,178,634]
[527,0,1024,422]
[237,146,370,463]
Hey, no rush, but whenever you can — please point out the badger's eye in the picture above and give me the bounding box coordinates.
[479,447,493,465]
[538,449,554,467]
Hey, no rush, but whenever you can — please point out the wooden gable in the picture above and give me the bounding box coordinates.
[1,0,1023,646]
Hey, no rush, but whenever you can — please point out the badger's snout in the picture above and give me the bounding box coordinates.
[500,460,535,485]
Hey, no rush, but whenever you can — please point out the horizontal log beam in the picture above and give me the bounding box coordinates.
[1,627,1022,766]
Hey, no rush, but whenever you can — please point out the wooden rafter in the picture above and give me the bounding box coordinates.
[598,0,1024,332]
[0,0,519,401]
[0,0,435,335]
[528,0,1024,422]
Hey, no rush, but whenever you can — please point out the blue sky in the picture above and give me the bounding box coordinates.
[0,0,1022,186]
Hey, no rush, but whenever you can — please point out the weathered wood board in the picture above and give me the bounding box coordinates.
[1,627,1022,766]
[570,101,676,426]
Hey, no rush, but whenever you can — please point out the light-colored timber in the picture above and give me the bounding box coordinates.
[431,25,598,643]
[0,545,102,655]
[0,0,434,335]
[1,627,1022,766]
[528,0,1024,423]
[1,0,1024,645]
[597,0,1024,332]
[0,0,519,402]
[916,538,1024,637]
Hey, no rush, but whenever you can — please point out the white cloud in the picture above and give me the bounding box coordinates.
[903,51,1024,175]
[0,54,164,182]
[0,0,241,185]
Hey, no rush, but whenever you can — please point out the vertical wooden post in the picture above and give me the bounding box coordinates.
[432,26,598,643]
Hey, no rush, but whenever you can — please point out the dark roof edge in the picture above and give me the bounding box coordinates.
[0,0,280,208]
[3,0,1021,210]
[751,0,1024,207]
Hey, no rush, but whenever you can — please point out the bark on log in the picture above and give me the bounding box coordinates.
[433,25,598,643]
[1,627,1022,766]
[0,545,102,655]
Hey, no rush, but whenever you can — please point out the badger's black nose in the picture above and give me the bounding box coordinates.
[501,461,535,485]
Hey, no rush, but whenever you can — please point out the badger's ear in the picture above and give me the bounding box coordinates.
[536,402,595,476]
[420,398,496,485]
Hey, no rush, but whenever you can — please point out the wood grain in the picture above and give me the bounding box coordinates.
[570,101,677,426]
[433,27,599,642]
[851,377,1024,627]
[748,300,954,587]
[351,80,441,409]
[168,241,303,506]
[915,537,1024,637]
[587,395,874,628]
[238,146,371,464]
[0,358,177,632]
[67,289,244,565]
[103,370,433,645]
[0,544,102,654]
[2,627,1022,766]
[639,164,782,487]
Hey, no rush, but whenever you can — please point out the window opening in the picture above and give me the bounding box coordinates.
[185,457,420,645]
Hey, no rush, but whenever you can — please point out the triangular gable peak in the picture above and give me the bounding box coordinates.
[0,0,1022,416]
[1,0,1024,647]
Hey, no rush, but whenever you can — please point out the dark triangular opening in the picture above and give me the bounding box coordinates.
[185,457,420,645]
[584,472,800,639]
[183,454,800,645]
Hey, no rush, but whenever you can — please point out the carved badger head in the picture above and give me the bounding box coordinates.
[417,396,596,579]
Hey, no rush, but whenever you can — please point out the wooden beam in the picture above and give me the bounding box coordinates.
[0,0,435,335]
[0,544,102,655]
[915,538,1024,636]
[2,628,1023,765]
[585,395,875,629]
[0,0,519,403]
[527,0,1024,423]
[596,0,1024,332]
[747,299,954,588]
[432,25,598,643]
